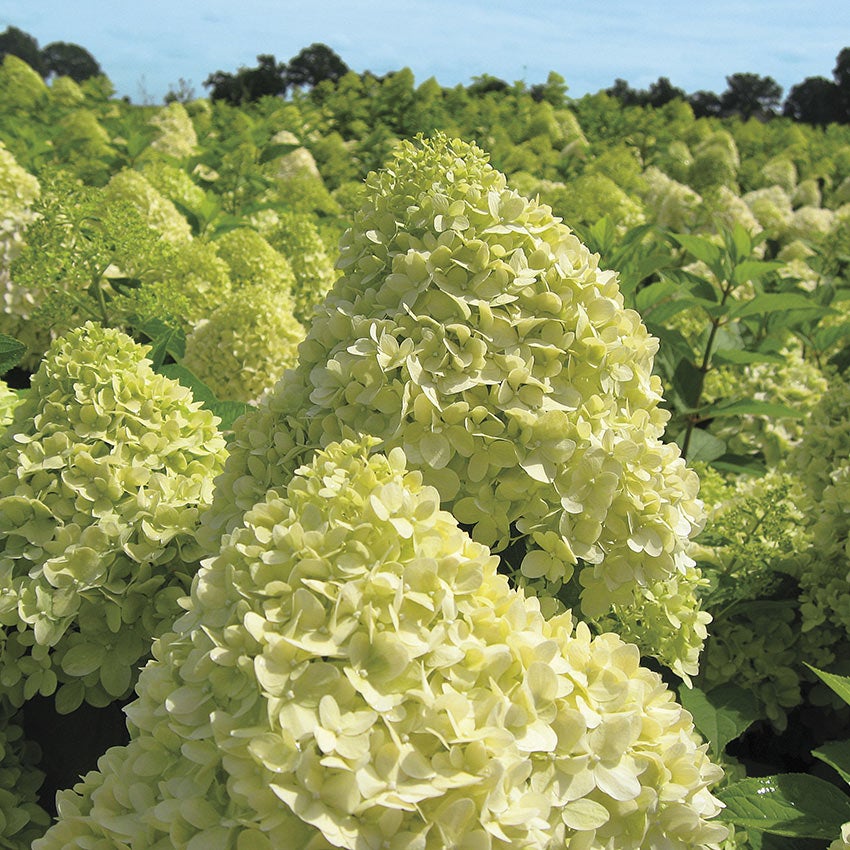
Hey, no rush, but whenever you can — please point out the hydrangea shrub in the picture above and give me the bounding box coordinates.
[36,439,727,850]
[203,135,709,678]
[0,323,228,711]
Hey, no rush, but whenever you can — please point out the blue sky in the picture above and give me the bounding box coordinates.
[2,1,848,104]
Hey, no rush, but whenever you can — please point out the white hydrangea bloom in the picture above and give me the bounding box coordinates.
[0,323,228,710]
[148,102,198,159]
[36,439,727,850]
[204,136,709,677]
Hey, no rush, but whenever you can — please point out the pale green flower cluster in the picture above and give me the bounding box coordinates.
[36,439,726,850]
[214,227,297,292]
[0,143,41,366]
[742,186,793,237]
[0,380,21,430]
[0,55,47,113]
[140,161,207,214]
[761,157,797,194]
[183,283,305,403]
[204,135,709,678]
[265,211,339,322]
[789,379,850,655]
[704,341,828,466]
[0,701,49,848]
[48,76,85,107]
[643,166,702,230]
[786,205,835,245]
[147,102,199,159]
[103,169,193,243]
[0,323,228,711]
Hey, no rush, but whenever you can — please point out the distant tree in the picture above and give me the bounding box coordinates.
[719,73,782,119]
[645,76,686,107]
[467,74,509,97]
[0,25,44,74]
[783,76,840,125]
[41,41,102,82]
[605,78,643,106]
[204,54,286,104]
[688,89,723,118]
[285,43,348,90]
[834,47,850,122]
[529,71,568,107]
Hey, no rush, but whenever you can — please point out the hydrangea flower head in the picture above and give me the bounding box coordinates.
[36,439,726,850]
[204,134,708,677]
[0,323,228,709]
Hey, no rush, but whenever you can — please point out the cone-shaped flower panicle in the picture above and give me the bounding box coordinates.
[204,135,708,677]
[37,439,726,850]
[0,323,228,710]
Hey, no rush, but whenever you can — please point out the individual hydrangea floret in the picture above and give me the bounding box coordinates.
[36,439,727,850]
[830,821,850,850]
[183,283,305,403]
[204,135,709,677]
[0,323,228,710]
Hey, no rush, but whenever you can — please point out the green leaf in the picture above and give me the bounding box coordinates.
[677,683,760,756]
[729,223,752,263]
[259,142,300,164]
[672,358,703,409]
[730,293,827,321]
[711,453,767,477]
[158,364,218,405]
[812,740,850,785]
[672,233,722,269]
[732,260,784,286]
[717,774,850,839]
[701,400,802,420]
[134,317,186,369]
[208,400,252,433]
[711,349,786,366]
[805,665,850,707]
[681,428,726,463]
[0,333,26,375]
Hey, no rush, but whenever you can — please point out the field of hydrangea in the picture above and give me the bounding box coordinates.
[1,52,850,850]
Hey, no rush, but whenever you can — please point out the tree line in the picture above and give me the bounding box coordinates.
[1,22,848,127]
[0,25,101,83]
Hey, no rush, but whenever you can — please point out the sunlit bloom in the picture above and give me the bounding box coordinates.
[0,323,228,710]
[204,135,708,676]
[36,439,726,850]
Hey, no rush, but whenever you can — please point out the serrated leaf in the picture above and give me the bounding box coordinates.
[805,665,850,707]
[812,740,850,785]
[677,683,760,756]
[730,223,752,263]
[0,333,26,375]
[717,774,850,839]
